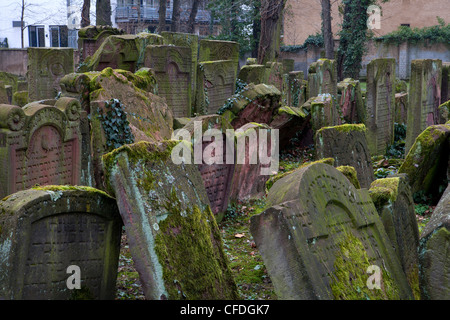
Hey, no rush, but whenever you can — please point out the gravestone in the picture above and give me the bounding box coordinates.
[398,124,450,200]
[315,124,375,189]
[0,186,122,300]
[365,58,396,156]
[307,59,337,99]
[27,48,74,101]
[78,25,125,62]
[337,78,364,124]
[176,115,235,221]
[264,62,283,91]
[405,59,442,153]
[196,60,237,114]
[198,39,239,63]
[369,175,420,299]
[238,64,266,85]
[419,184,450,300]
[395,92,408,124]
[0,100,82,199]
[282,71,306,109]
[310,94,341,131]
[161,32,199,98]
[441,62,449,104]
[144,45,192,117]
[250,163,414,300]
[229,122,278,201]
[102,141,238,300]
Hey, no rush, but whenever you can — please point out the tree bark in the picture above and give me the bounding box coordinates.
[187,0,200,34]
[321,0,334,59]
[81,0,91,28]
[21,0,25,48]
[257,0,285,65]
[251,1,261,58]
[96,0,111,26]
[171,0,181,32]
[158,0,167,33]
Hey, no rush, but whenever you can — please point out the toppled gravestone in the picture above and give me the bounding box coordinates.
[314,124,374,189]
[369,175,421,299]
[398,124,450,200]
[250,163,414,300]
[0,99,82,199]
[419,184,450,299]
[102,140,238,300]
[0,186,122,300]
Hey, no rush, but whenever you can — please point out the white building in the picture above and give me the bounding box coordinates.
[0,0,117,49]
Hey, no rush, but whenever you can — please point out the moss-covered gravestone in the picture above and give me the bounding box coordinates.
[368,175,420,299]
[250,163,414,300]
[0,99,82,199]
[238,64,266,85]
[77,25,125,62]
[398,124,450,200]
[144,45,192,117]
[0,186,122,300]
[337,78,364,124]
[442,62,450,104]
[395,92,408,125]
[102,141,238,300]
[419,184,450,299]
[365,58,396,156]
[27,48,74,101]
[405,59,442,154]
[310,94,342,132]
[198,39,239,63]
[282,71,306,109]
[307,59,337,99]
[264,62,283,92]
[196,60,237,114]
[315,124,374,189]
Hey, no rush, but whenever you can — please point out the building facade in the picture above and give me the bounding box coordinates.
[283,0,450,46]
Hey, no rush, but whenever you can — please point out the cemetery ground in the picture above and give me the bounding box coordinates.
[114,138,433,300]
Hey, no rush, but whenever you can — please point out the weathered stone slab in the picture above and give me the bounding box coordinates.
[78,25,125,63]
[310,94,342,131]
[144,45,192,117]
[398,124,450,200]
[395,92,408,125]
[365,58,396,156]
[315,124,374,188]
[250,162,414,300]
[264,62,283,91]
[0,186,122,300]
[282,71,306,109]
[419,184,450,299]
[196,60,237,114]
[369,175,420,299]
[307,59,337,98]
[0,100,82,199]
[102,141,238,300]
[27,48,74,101]
[198,39,239,63]
[337,78,364,124]
[405,59,442,153]
[441,62,449,104]
[238,64,265,85]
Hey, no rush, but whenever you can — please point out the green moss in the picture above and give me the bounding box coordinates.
[154,198,238,300]
[317,123,367,135]
[31,185,112,199]
[69,286,95,300]
[336,166,361,189]
[330,232,402,300]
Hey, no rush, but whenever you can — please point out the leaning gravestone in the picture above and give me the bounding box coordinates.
[144,45,192,117]
[0,186,122,300]
[405,59,442,153]
[365,58,396,156]
[102,140,238,300]
[315,124,375,189]
[419,183,450,299]
[307,59,337,98]
[196,60,237,114]
[369,175,420,299]
[0,100,82,199]
[27,48,74,101]
[198,39,239,63]
[250,163,414,300]
[398,124,450,199]
[77,25,125,62]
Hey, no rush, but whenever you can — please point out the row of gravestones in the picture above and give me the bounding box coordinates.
[0,66,450,299]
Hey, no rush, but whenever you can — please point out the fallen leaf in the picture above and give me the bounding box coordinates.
[234,233,245,238]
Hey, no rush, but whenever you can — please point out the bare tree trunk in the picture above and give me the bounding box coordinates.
[257,0,285,65]
[96,0,111,26]
[158,0,167,33]
[187,0,200,34]
[252,1,261,58]
[321,0,334,59]
[21,0,25,48]
[81,0,91,28]
[171,0,181,32]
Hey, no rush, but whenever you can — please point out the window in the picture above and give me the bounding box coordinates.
[28,25,45,47]
[49,25,68,47]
